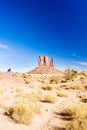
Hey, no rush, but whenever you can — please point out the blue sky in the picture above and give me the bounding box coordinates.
[0,0,87,72]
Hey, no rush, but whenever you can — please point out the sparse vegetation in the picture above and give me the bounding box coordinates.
[25,80,30,84]
[0,69,87,129]
[69,85,85,90]
[49,76,60,84]
[65,118,87,130]
[64,69,78,81]
[6,102,42,125]
[42,93,57,103]
[64,103,87,130]
[60,84,85,90]
[22,73,29,78]
[41,85,53,90]
[79,71,87,77]
[57,91,68,97]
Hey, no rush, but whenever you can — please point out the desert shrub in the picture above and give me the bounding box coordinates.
[42,93,57,103]
[69,85,84,90]
[65,103,87,118]
[6,102,41,125]
[57,91,68,97]
[49,76,60,84]
[79,71,87,77]
[60,84,69,89]
[60,84,84,90]
[66,118,87,130]
[41,85,53,90]
[25,80,30,84]
[64,103,87,130]
[22,74,29,78]
[6,103,34,125]
[64,69,78,81]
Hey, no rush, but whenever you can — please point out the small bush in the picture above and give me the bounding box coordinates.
[6,102,42,125]
[65,103,87,118]
[66,118,87,130]
[64,69,78,81]
[22,74,28,78]
[41,85,53,90]
[25,80,30,84]
[64,103,87,130]
[60,84,69,89]
[42,93,57,103]
[57,91,68,97]
[49,76,60,84]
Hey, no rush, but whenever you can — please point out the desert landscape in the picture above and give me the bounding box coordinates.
[0,0,87,130]
[0,56,87,130]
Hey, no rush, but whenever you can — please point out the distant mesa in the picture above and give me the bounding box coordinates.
[29,56,63,74]
[7,68,11,72]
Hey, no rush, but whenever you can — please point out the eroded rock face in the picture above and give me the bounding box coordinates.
[38,56,54,66]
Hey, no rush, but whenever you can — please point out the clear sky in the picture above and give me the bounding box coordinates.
[0,0,87,72]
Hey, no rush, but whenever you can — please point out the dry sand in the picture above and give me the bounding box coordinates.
[0,72,87,130]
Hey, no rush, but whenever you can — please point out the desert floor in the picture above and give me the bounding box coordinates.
[0,72,87,130]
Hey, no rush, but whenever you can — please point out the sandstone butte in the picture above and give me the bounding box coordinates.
[29,56,63,74]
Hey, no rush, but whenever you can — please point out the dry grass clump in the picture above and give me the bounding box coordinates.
[65,118,87,130]
[69,85,85,90]
[64,103,87,130]
[22,73,28,78]
[57,91,68,97]
[60,84,85,90]
[25,80,30,84]
[6,102,42,125]
[42,92,57,103]
[49,76,60,84]
[64,69,78,81]
[60,84,68,89]
[65,103,87,118]
[41,85,53,90]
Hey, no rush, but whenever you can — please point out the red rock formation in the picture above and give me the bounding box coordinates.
[38,56,54,66]
[28,56,64,74]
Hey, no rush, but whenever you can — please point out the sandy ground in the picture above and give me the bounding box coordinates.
[0,72,87,130]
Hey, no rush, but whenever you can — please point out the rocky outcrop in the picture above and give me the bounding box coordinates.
[38,56,53,66]
[7,68,11,72]
[29,56,63,74]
